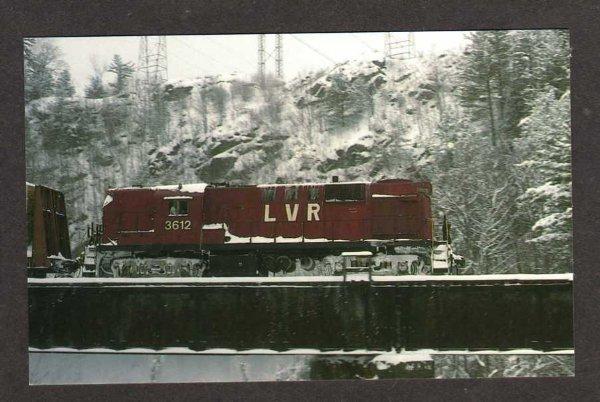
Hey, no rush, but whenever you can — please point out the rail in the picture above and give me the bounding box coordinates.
[28,273,573,286]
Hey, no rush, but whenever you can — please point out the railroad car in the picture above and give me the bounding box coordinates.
[26,183,76,277]
[95,178,460,277]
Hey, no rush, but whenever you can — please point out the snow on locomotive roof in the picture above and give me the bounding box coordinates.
[256,181,369,188]
[111,179,416,193]
[111,183,209,193]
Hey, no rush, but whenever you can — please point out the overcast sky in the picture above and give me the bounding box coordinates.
[47,31,468,95]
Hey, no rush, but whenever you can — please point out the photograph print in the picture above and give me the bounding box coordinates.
[25,30,573,384]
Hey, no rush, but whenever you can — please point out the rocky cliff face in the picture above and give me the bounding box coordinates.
[25,54,461,250]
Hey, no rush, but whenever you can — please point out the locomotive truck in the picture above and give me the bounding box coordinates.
[93,178,462,278]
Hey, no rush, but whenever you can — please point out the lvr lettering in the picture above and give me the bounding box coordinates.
[264,204,320,222]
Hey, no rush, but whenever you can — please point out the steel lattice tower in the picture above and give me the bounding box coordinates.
[136,36,169,144]
[137,36,168,96]
[275,34,283,79]
[385,32,416,60]
[257,34,283,85]
[258,34,266,86]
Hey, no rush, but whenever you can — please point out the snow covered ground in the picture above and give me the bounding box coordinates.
[29,348,573,384]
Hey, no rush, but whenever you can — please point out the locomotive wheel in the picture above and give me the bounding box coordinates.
[410,260,419,275]
[263,255,279,273]
[299,256,315,271]
[277,255,294,273]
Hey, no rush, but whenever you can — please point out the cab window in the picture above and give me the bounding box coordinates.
[308,186,320,201]
[262,187,276,202]
[169,200,189,215]
[324,184,365,202]
[285,186,298,202]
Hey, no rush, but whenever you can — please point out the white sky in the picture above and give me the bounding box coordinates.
[47,31,468,95]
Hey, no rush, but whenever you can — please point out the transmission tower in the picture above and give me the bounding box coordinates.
[258,34,266,86]
[275,34,283,79]
[137,36,169,144]
[137,36,168,96]
[385,32,416,60]
[257,34,284,85]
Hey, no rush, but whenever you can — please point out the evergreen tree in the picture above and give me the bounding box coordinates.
[85,74,107,98]
[54,69,75,98]
[504,30,570,140]
[516,89,571,272]
[428,119,519,274]
[24,38,35,63]
[107,54,135,95]
[458,31,512,146]
[320,72,373,130]
[25,40,61,102]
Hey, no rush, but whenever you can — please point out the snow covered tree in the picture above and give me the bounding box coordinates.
[458,31,512,146]
[317,70,376,131]
[24,38,35,64]
[516,89,571,272]
[107,54,135,95]
[25,40,61,102]
[85,74,107,99]
[505,30,570,140]
[54,69,75,98]
[428,120,520,274]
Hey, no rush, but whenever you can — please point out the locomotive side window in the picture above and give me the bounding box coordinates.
[308,186,320,201]
[324,184,365,202]
[285,186,298,202]
[262,187,276,202]
[169,200,189,216]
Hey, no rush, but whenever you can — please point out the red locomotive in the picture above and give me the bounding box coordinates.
[95,178,459,277]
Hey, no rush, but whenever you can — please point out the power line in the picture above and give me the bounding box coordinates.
[204,36,255,66]
[169,50,209,76]
[350,33,381,54]
[290,34,337,64]
[171,37,223,70]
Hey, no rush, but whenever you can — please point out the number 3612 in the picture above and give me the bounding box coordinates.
[165,220,191,230]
